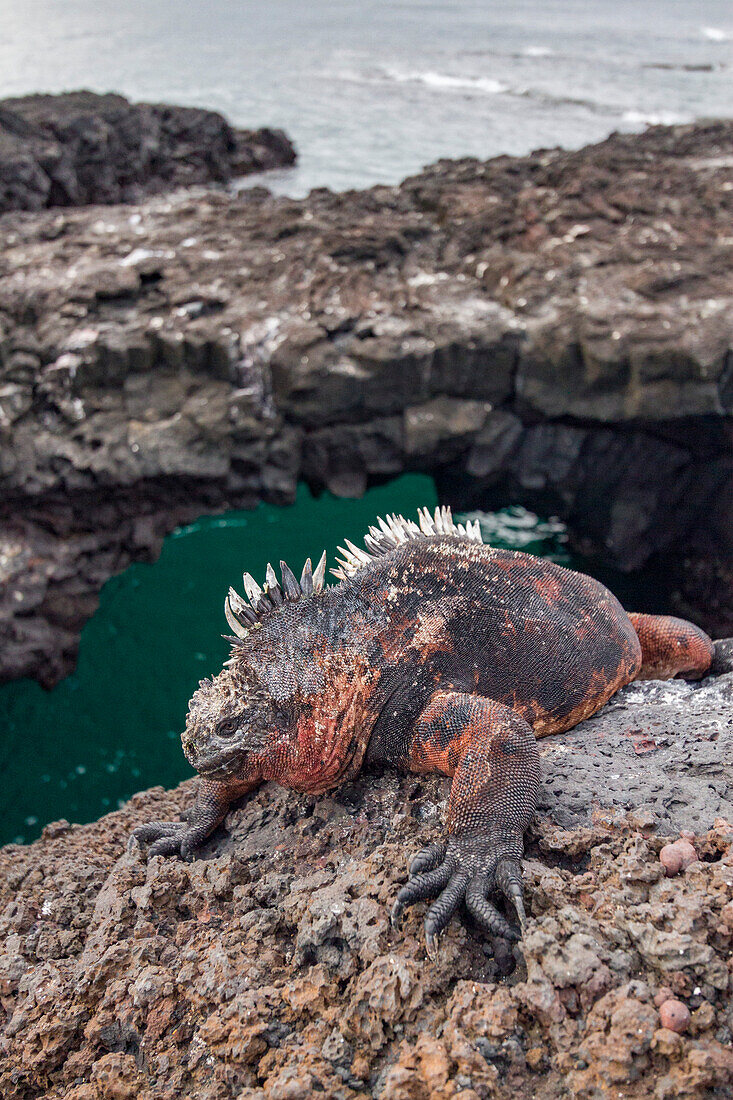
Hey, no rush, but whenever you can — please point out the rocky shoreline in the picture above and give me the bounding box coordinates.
[1,117,732,684]
[0,92,295,214]
[1,668,731,1099]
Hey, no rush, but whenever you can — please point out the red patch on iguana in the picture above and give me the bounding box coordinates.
[533,575,563,602]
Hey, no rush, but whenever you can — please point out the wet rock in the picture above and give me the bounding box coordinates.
[0,91,295,213]
[403,397,491,460]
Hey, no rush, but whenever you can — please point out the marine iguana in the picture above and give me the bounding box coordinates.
[130,506,715,955]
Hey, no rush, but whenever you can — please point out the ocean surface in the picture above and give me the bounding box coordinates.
[0,0,731,195]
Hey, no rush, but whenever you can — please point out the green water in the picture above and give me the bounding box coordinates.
[0,477,434,844]
[0,476,664,846]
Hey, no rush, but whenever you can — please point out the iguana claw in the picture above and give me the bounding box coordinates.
[129,818,211,861]
[393,832,526,957]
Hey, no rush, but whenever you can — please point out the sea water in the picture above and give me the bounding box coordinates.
[0,0,731,195]
[3,479,443,844]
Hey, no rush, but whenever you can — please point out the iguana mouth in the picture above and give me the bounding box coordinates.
[188,744,246,779]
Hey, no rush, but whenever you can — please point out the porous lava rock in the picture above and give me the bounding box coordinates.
[1,119,732,684]
[0,668,732,1098]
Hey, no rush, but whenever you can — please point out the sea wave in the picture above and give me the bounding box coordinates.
[700,26,730,42]
[520,45,554,58]
[642,62,718,72]
[515,88,615,115]
[328,64,701,128]
[622,109,690,126]
[382,67,508,95]
[381,67,637,120]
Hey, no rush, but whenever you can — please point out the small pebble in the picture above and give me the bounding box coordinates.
[654,986,674,1008]
[659,839,698,876]
[659,999,691,1033]
[526,1047,544,1070]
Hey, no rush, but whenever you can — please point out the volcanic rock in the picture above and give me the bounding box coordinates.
[0,91,295,213]
[1,119,732,684]
[0,667,731,1098]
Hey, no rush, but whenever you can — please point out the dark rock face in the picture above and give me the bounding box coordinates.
[0,91,295,213]
[1,120,732,685]
[537,672,733,833]
[0,669,731,1098]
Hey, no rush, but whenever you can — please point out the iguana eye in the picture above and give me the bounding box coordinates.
[218,718,239,738]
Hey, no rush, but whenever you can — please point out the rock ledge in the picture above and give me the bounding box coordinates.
[1,669,731,1099]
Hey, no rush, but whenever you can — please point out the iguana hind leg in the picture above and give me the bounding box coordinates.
[629,613,714,681]
[391,691,540,957]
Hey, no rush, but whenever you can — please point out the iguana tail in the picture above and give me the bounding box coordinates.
[628,612,714,681]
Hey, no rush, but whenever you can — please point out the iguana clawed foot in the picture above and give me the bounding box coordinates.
[128,778,238,861]
[391,832,527,959]
[128,815,210,860]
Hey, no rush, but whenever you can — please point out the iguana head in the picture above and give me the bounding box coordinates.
[181,553,329,784]
[182,663,290,783]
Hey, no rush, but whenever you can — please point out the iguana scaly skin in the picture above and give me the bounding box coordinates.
[131,507,715,956]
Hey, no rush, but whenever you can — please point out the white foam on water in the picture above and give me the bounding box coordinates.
[700,26,730,42]
[622,109,690,126]
[381,66,508,95]
[521,45,554,58]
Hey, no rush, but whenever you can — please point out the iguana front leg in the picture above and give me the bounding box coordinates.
[129,777,253,860]
[391,692,540,956]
